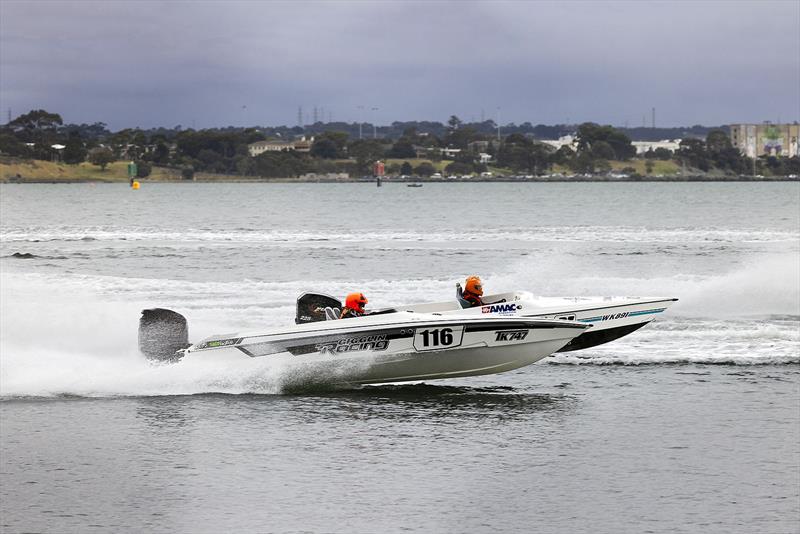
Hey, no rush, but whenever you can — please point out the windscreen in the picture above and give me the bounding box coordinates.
[295,293,343,324]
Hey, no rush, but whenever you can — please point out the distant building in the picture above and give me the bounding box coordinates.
[468,140,490,152]
[248,140,294,156]
[729,123,799,158]
[248,136,313,157]
[413,146,462,159]
[292,138,312,153]
[540,135,577,152]
[632,139,681,155]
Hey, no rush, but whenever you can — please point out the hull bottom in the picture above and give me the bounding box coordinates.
[190,336,576,386]
[347,337,571,385]
[556,321,650,352]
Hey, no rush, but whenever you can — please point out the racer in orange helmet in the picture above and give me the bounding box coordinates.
[340,292,369,319]
[459,275,485,308]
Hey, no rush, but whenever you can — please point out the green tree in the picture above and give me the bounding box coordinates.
[445,126,479,150]
[62,133,87,164]
[87,147,115,170]
[653,147,673,160]
[387,139,416,158]
[447,115,462,133]
[319,131,349,154]
[386,162,401,175]
[347,139,384,174]
[400,161,413,175]
[310,138,339,159]
[678,138,710,172]
[152,142,170,164]
[253,152,310,178]
[235,155,256,176]
[8,109,63,133]
[0,133,27,156]
[595,159,612,174]
[576,122,635,160]
[497,135,552,174]
[570,151,596,174]
[7,109,64,158]
[550,145,574,166]
[135,160,152,178]
[591,140,615,160]
[706,129,732,153]
[414,162,436,177]
[444,161,474,175]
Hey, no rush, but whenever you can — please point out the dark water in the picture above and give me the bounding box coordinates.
[1,183,799,533]
[3,366,798,534]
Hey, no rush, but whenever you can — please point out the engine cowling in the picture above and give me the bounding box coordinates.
[138,308,189,361]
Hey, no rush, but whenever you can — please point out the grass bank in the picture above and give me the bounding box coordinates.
[0,159,250,183]
[1,159,176,182]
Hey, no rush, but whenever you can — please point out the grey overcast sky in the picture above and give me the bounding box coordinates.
[1,0,798,129]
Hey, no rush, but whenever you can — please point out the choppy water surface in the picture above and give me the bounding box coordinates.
[1,182,799,533]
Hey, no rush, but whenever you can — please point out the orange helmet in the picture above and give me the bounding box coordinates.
[345,292,368,313]
[464,276,483,297]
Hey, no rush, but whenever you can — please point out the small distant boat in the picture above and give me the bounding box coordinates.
[407,183,423,188]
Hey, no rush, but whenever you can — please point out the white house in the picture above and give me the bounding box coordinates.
[540,135,578,152]
[248,136,313,157]
[631,139,681,155]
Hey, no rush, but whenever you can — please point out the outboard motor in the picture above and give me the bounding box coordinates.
[138,308,190,361]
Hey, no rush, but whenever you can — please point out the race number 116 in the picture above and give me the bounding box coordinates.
[413,326,464,351]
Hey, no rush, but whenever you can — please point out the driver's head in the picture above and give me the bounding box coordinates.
[464,276,483,297]
[345,292,368,313]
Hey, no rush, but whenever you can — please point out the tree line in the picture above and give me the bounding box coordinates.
[1,109,797,178]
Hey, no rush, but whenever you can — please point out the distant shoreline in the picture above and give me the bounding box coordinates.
[3,175,798,184]
[3,157,797,184]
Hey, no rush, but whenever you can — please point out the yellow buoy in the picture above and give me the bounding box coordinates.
[131,181,140,190]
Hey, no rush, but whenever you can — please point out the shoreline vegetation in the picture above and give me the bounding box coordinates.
[3,110,799,185]
[1,158,796,184]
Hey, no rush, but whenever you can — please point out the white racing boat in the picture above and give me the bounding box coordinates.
[138,292,590,385]
[139,288,676,385]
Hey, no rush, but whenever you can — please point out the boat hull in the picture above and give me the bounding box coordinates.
[184,317,588,385]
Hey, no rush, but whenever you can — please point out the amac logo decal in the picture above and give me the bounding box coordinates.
[482,303,521,314]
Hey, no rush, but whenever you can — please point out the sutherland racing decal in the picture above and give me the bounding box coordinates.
[494,330,529,342]
[482,303,521,315]
[195,337,241,350]
[315,334,389,355]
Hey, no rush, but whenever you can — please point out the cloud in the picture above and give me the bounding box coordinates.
[1,0,797,129]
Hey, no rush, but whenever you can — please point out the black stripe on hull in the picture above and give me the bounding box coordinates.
[556,321,650,352]
[234,320,583,358]
[464,322,584,333]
